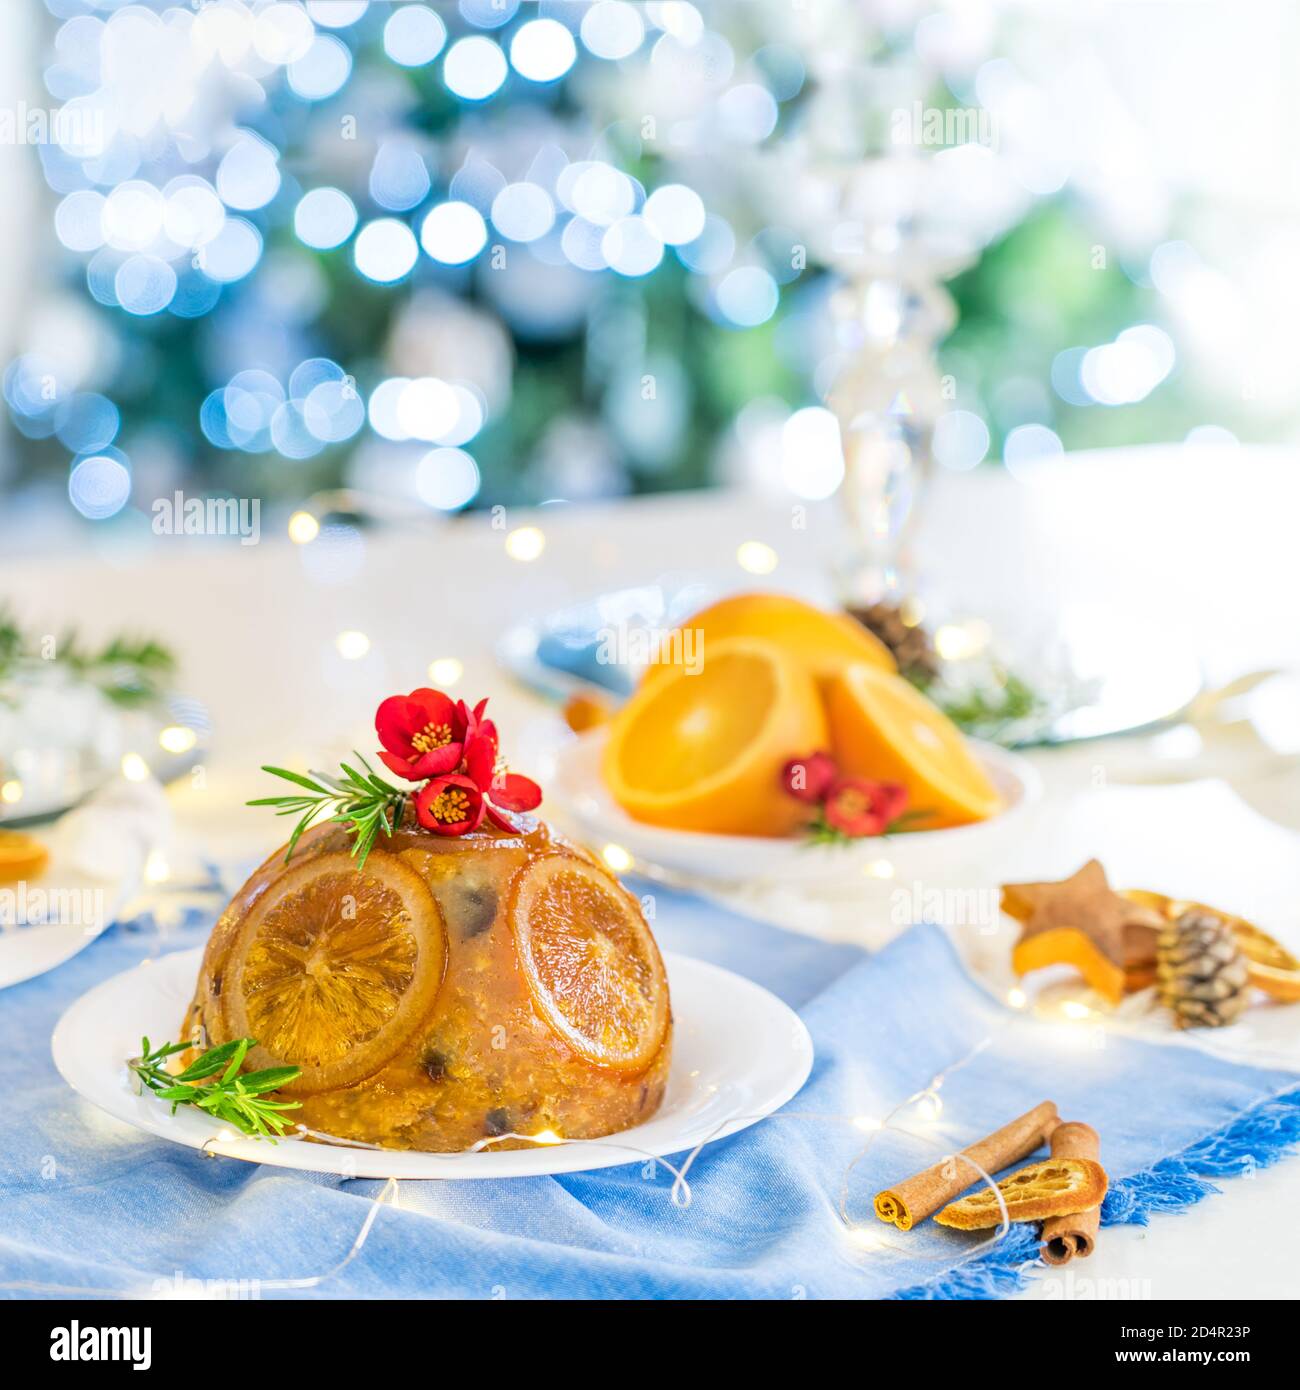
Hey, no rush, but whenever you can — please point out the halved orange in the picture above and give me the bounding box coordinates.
[603,635,827,836]
[640,592,895,690]
[0,831,49,883]
[509,854,669,1073]
[222,851,446,1094]
[824,662,1002,828]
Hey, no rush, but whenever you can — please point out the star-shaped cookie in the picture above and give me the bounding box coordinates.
[1002,859,1161,968]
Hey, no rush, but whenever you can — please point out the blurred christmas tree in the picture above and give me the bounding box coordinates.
[0,0,1259,538]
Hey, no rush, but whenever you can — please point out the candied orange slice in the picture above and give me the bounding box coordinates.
[603,635,827,836]
[222,851,445,1094]
[0,831,49,883]
[509,855,669,1073]
[824,662,1002,828]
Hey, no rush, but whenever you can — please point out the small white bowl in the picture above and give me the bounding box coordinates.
[550,728,1041,890]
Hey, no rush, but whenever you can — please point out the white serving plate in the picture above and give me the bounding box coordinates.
[0,842,145,990]
[52,946,813,1180]
[548,727,1041,889]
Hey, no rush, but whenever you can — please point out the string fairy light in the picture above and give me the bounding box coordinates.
[38,884,1034,1295]
[9,1037,1033,1298]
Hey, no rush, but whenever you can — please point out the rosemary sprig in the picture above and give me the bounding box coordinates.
[0,605,177,709]
[915,667,1044,745]
[129,1037,302,1140]
[248,752,406,868]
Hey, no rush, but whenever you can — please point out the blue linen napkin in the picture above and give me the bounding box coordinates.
[3,883,1298,1300]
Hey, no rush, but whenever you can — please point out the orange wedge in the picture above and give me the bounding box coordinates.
[0,831,49,883]
[824,663,1002,828]
[222,851,446,1095]
[603,635,827,836]
[509,854,669,1073]
[640,592,895,690]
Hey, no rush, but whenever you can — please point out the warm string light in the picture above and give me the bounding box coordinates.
[736,540,778,575]
[120,753,150,782]
[19,1038,1034,1300]
[505,526,546,562]
[158,725,197,754]
[334,630,370,660]
[68,911,1034,1289]
[218,1037,1021,1258]
[834,1035,1020,1263]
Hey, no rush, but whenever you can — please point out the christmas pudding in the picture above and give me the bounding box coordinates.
[181,688,671,1152]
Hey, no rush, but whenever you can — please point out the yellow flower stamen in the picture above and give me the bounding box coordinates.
[427,787,471,823]
[410,721,452,754]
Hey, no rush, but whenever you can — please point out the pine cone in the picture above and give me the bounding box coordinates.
[1157,909,1251,1028]
[846,601,939,683]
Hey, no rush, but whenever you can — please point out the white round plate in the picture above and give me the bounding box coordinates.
[0,850,142,990]
[51,946,813,1179]
[547,727,1041,889]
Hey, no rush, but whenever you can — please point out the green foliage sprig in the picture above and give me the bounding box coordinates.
[129,1037,301,1140]
[248,754,406,869]
[918,667,1044,745]
[0,605,177,709]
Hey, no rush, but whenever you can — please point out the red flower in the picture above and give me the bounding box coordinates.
[463,705,498,791]
[460,700,542,830]
[781,750,838,803]
[823,777,908,838]
[415,774,485,836]
[375,688,468,782]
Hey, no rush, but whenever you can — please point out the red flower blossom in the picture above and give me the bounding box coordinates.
[823,777,908,838]
[781,750,838,803]
[453,699,541,830]
[376,690,542,837]
[375,688,467,782]
[415,774,485,836]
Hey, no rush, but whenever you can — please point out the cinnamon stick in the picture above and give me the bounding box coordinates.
[1040,1121,1103,1264]
[874,1100,1059,1231]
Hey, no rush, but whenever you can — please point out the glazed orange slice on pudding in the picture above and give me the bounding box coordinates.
[0,831,49,883]
[222,851,446,1094]
[824,662,1003,828]
[509,855,669,1073]
[603,635,827,836]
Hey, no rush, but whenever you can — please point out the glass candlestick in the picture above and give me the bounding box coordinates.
[828,271,957,608]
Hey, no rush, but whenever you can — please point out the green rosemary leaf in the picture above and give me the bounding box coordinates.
[175,1038,244,1082]
[128,1037,302,1141]
[239,1066,301,1093]
[284,805,325,860]
[221,1038,252,1084]
[155,1084,202,1102]
[258,765,330,794]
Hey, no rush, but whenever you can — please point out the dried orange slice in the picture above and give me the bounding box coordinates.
[222,851,445,1094]
[603,635,827,836]
[509,854,669,1073]
[824,662,1002,827]
[1124,890,1300,1003]
[935,1157,1109,1230]
[0,831,48,883]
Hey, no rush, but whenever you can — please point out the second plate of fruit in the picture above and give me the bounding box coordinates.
[543,592,1040,887]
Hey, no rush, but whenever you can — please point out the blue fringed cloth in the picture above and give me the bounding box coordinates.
[3,885,1297,1299]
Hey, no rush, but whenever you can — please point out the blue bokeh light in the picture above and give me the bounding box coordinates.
[294,187,357,250]
[383,5,447,67]
[68,452,131,520]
